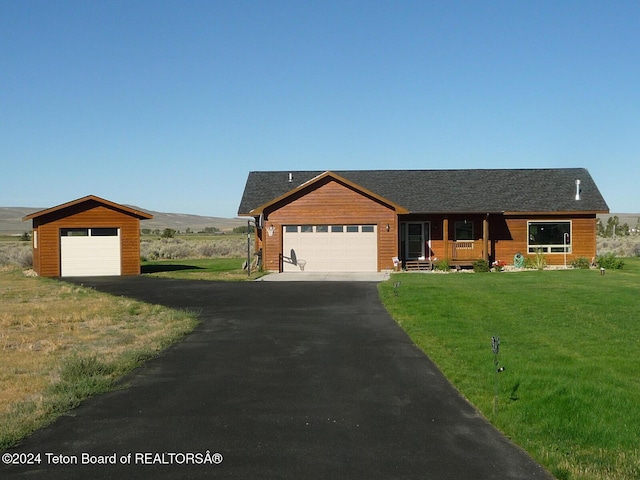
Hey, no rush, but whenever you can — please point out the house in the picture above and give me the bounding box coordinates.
[237,168,609,272]
[23,195,153,277]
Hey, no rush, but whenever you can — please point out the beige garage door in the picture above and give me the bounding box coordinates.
[282,225,378,272]
[60,228,121,277]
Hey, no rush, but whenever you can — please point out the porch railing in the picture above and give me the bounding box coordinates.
[450,241,483,260]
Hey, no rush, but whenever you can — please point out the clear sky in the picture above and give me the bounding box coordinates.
[2,0,639,217]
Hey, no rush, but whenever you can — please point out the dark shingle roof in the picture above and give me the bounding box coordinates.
[238,168,609,215]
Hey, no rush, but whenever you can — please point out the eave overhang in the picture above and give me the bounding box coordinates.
[502,209,610,216]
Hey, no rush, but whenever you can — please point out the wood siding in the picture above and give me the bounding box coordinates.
[260,178,397,272]
[32,202,143,277]
[400,213,598,266]
[494,214,598,265]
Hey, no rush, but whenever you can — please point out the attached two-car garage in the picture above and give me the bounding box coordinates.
[282,224,378,272]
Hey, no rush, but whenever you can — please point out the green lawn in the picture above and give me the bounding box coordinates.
[141,257,263,280]
[379,259,640,480]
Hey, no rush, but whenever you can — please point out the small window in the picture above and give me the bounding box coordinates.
[315,225,328,233]
[91,228,118,236]
[346,225,359,233]
[455,221,474,240]
[361,225,375,233]
[61,228,89,237]
[301,225,313,233]
[330,225,344,233]
[285,225,298,233]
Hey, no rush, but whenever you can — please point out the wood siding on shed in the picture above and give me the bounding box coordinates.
[260,178,398,272]
[32,203,143,277]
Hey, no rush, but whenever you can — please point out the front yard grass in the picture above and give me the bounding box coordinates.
[142,257,265,281]
[0,268,198,451]
[379,258,640,480]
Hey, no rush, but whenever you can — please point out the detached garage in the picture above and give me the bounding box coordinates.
[23,195,153,277]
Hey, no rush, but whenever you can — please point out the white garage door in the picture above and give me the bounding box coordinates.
[282,225,378,272]
[60,228,121,276]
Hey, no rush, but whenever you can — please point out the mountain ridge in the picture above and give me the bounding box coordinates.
[0,207,246,235]
[2,207,637,236]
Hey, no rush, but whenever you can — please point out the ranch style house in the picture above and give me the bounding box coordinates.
[238,168,609,272]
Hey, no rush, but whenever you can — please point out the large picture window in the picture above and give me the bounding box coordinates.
[528,221,571,253]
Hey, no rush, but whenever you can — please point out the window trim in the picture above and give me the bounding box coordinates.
[527,220,572,254]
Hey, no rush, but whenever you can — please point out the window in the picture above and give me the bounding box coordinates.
[331,226,343,232]
[315,225,328,232]
[455,221,474,240]
[346,225,359,233]
[301,225,313,233]
[528,221,571,253]
[285,226,298,233]
[91,228,118,236]
[61,228,89,237]
[362,225,375,233]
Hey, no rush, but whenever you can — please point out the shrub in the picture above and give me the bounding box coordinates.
[435,259,450,272]
[529,249,547,270]
[596,252,624,270]
[597,236,640,257]
[140,237,247,261]
[0,243,33,268]
[571,257,591,269]
[473,259,490,272]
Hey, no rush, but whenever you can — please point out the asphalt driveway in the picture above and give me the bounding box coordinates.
[2,277,553,479]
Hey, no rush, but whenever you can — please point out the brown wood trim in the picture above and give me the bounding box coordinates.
[23,195,153,221]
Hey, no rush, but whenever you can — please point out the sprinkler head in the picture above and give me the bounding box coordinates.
[496,367,505,373]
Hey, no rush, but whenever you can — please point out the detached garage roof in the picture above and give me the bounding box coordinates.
[238,168,609,215]
[23,195,153,221]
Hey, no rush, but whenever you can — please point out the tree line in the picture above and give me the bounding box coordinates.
[597,216,640,237]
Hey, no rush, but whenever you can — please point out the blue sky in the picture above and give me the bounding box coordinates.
[2,0,639,217]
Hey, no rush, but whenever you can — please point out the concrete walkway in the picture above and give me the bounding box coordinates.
[257,271,391,281]
[1,277,553,479]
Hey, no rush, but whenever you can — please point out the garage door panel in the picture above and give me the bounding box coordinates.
[60,230,121,276]
[283,225,377,272]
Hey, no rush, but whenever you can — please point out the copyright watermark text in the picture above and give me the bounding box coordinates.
[2,450,223,466]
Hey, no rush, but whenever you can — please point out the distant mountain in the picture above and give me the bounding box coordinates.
[132,208,246,234]
[0,206,246,235]
[4,206,636,236]
[0,207,40,235]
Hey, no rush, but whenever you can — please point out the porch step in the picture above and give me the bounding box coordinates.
[405,260,433,271]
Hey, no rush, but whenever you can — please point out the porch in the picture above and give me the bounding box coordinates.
[447,240,485,267]
[400,215,490,269]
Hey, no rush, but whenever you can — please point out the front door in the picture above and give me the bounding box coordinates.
[404,222,430,260]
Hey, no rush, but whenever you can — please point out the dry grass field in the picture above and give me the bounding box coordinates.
[0,267,197,449]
